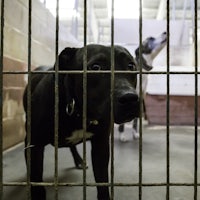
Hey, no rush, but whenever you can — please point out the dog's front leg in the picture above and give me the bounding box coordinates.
[91,136,110,200]
[25,144,46,200]
[70,146,86,169]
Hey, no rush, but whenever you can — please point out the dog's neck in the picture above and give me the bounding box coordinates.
[136,39,166,71]
[136,54,153,71]
[64,78,99,126]
[66,98,99,127]
[141,47,164,71]
[142,54,153,68]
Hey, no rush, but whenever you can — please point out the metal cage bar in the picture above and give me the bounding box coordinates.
[54,0,60,199]
[193,0,198,199]
[138,0,143,199]
[2,70,200,75]
[2,180,200,187]
[26,0,32,199]
[0,0,4,199]
[166,0,170,200]
[110,0,115,199]
[83,0,88,199]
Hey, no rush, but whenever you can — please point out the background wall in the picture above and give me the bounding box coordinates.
[1,0,199,149]
[2,0,79,149]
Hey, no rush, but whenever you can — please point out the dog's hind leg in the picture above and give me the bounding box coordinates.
[132,118,139,139]
[70,146,88,169]
[118,124,129,142]
[118,124,124,132]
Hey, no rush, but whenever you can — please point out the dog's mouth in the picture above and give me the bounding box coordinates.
[142,61,153,71]
[161,37,167,44]
[85,97,140,125]
[86,100,109,122]
[114,106,140,124]
[161,31,167,43]
[114,96,140,124]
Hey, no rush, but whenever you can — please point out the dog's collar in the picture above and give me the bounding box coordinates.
[89,119,99,125]
[142,62,153,71]
[136,55,153,71]
[66,98,75,116]
[66,98,99,126]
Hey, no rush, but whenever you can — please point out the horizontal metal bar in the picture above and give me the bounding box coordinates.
[3,182,200,187]
[3,71,200,75]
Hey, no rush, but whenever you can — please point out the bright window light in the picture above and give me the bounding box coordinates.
[42,0,139,20]
[108,0,139,19]
[43,0,78,20]
[45,0,75,9]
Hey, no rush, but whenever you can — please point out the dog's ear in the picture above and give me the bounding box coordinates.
[57,47,78,70]
[135,48,139,59]
[135,48,145,68]
[135,48,152,71]
[135,47,143,66]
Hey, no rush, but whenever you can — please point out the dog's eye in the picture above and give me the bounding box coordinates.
[90,64,101,70]
[128,62,136,71]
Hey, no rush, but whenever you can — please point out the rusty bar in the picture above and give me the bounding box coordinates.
[3,181,200,187]
[0,0,4,199]
[3,70,200,75]
[193,0,198,199]
[166,0,170,200]
[26,0,32,199]
[110,0,115,199]
[139,0,143,199]
[83,0,88,199]
[53,0,60,199]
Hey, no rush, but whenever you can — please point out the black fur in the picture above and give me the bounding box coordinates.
[23,44,140,200]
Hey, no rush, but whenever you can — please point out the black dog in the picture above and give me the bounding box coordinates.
[23,44,140,200]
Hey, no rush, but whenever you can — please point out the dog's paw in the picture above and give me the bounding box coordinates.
[132,129,139,140]
[76,163,89,170]
[119,133,128,142]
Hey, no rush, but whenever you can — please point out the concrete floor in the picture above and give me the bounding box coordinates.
[3,121,200,200]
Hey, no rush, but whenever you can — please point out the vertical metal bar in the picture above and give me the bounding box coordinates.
[166,0,170,200]
[26,0,32,199]
[83,0,87,199]
[193,0,198,199]
[139,0,143,199]
[0,0,4,199]
[110,0,115,199]
[54,0,59,199]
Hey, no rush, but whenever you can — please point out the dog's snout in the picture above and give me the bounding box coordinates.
[118,93,138,104]
[114,92,140,124]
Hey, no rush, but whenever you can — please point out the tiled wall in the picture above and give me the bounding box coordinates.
[2,0,79,149]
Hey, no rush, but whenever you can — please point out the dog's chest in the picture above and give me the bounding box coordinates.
[58,108,98,146]
[65,129,94,145]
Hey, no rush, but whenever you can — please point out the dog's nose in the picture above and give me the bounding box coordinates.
[118,93,138,104]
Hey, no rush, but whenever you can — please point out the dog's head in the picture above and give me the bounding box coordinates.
[58,44,140,125]
[135,32,167,71]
